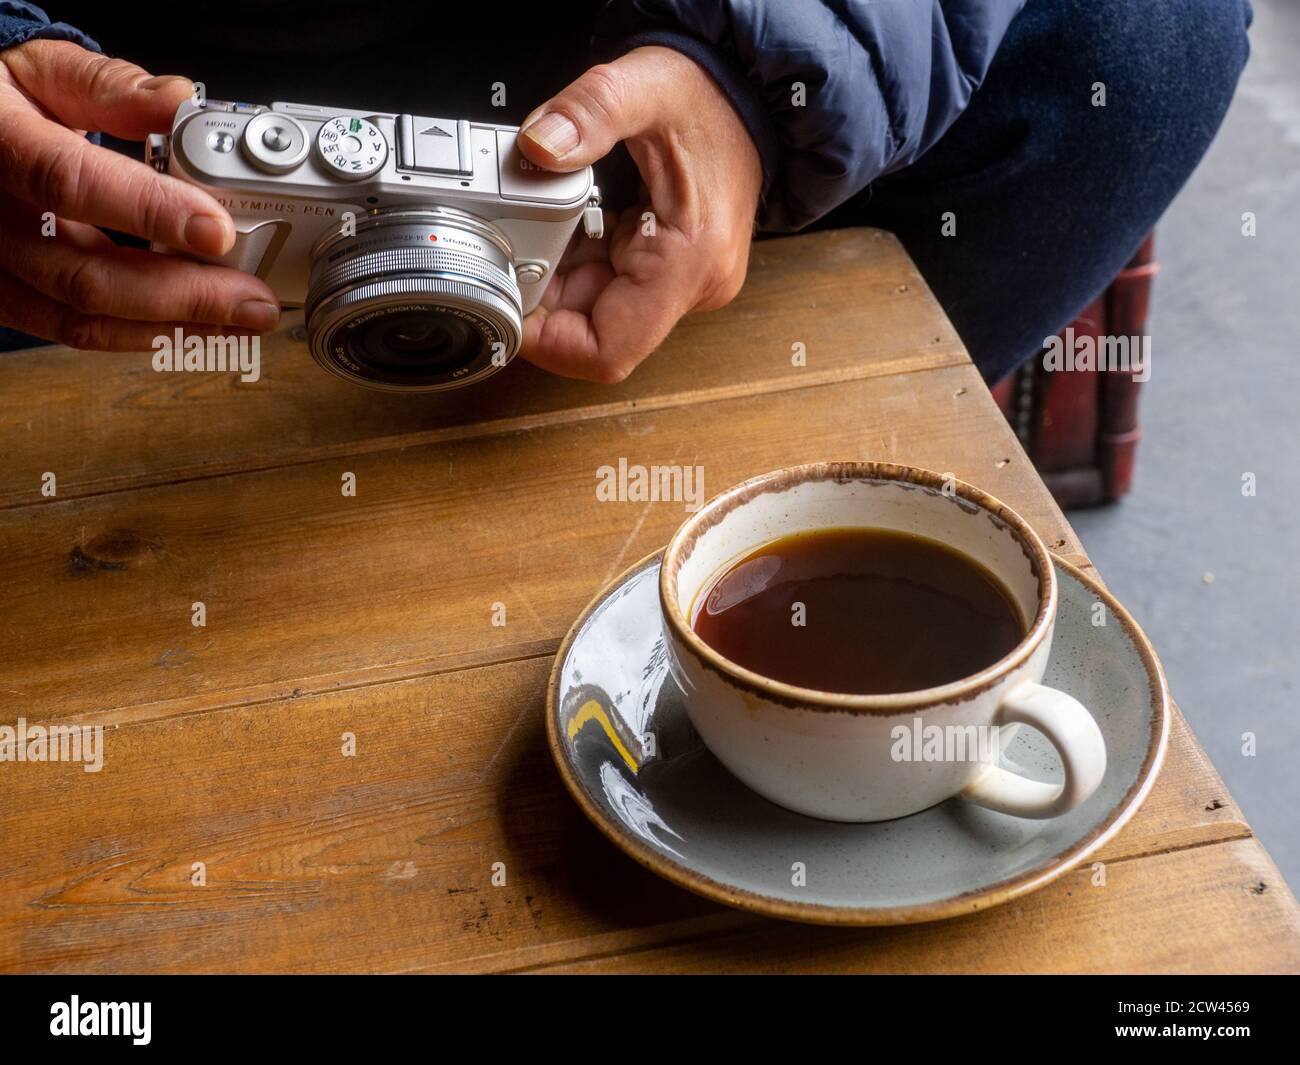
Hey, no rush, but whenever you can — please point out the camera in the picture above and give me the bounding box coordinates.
[146,97,602,391]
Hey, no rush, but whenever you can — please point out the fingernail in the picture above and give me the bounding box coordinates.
[184,214,229,255]
[141,74,191,92]
[520,112,580,158]
[231,300,280,330]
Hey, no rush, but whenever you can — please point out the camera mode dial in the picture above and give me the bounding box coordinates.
[317,115,388,180]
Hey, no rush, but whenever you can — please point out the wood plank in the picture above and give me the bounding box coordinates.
[0,657,1259,974]
[1111,702,1252,858]
[0,363,1086,725]
[6,219,1273,975]
[531,839,1300,974]
[0,229,967,509]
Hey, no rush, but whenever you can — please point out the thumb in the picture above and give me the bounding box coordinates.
[518,51,664,172]
[3,39,194,140]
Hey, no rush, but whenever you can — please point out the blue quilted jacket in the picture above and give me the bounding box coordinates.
[1,0,1027,231]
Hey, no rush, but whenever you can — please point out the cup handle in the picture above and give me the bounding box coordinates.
[959,681,1107,819]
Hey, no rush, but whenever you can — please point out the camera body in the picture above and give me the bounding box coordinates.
[147,97,601,390]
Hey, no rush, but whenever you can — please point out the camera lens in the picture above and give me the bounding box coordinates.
[350,309,481,375]
[306,207,522,391]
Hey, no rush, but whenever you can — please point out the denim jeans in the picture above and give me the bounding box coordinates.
[1,0,1253,380]
[808,0,1253,383]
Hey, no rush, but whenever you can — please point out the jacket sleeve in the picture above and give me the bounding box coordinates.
[593,0,1026,232]
[0,1,99,53]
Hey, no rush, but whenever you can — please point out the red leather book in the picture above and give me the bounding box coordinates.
[991,234,1157,507]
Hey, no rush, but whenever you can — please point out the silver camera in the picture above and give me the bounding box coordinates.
[147,98,602,391]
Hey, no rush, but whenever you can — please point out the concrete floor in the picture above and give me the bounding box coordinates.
[1070,0,1300,889]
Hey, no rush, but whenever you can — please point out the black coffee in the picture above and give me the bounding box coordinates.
[691,528,1025,695]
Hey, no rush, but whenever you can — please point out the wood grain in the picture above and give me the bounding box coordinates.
[0,658,1255,974]
[530,839,1300,974]
[1,224,1292,974]
[0,230,966,509]
[0,363,1085,725]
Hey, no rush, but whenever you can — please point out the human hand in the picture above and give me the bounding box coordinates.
[517,45,761,383]
[0,39,279,350]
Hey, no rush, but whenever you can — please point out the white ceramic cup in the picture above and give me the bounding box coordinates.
[659,462,1107,823]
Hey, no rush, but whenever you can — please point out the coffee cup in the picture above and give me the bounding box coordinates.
[659,461,1107,822]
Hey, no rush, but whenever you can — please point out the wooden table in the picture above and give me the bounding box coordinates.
[2,229,1297,974]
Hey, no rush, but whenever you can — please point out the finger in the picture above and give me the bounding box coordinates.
[0,107,234,254]
[517,50,670,171]
[0,193,115,252]
[538,260,614,316]
[2,39,194,140]
[0,268,262,352]
[522,207,694,381]
[50,215,115,253]
[520,307,597,374]
[521,255,695,383]
[0,209,278,326]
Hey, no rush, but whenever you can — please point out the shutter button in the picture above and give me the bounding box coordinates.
[262,126,294,152]
[242,112,309,174]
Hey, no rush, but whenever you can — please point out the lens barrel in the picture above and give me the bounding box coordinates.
[306,207,522,392]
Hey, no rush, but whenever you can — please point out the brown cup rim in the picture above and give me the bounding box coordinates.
[658,461,1056,715]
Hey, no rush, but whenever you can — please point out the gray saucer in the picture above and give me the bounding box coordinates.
[546,552,1169,925]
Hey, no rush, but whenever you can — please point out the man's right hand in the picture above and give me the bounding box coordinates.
[0,39,279,350]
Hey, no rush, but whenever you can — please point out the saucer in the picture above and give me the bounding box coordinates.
[546,551,1169,925]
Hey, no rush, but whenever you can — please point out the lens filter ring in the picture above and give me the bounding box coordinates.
[306,207,523,391]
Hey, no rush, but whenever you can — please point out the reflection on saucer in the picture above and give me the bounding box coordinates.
[599,761,686,860]
[567,697,641,773]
